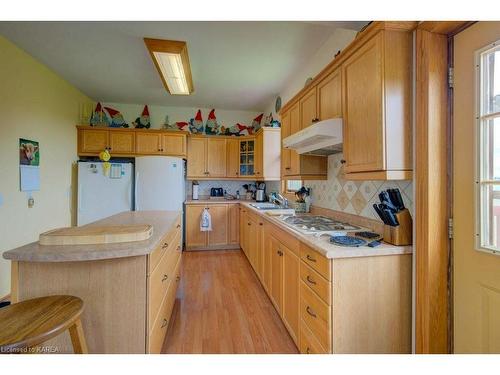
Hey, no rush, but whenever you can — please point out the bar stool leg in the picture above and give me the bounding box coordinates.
[68,318,88,354]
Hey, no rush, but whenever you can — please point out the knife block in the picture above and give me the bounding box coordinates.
[383,209,412,246]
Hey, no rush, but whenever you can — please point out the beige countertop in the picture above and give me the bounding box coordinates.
[240,202,412,259]
[2,211,181,263]
[185,197,253,204]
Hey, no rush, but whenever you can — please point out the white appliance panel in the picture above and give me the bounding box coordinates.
[77,162,133,226]
[135,156,185,211]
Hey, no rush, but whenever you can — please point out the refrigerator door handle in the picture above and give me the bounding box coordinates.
[135,171,139,211]
[78,183,82,213]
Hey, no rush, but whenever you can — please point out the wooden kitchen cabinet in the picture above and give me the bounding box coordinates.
[299,86,318,129]
[207,204,228,246]
[280,103,328,180]
[228,204,240,245]
[283,245,300,344]
[185,205,207,248]
[207,138,227,177]
[270,237,283,314]
[78,128,109,154]
[317,68,342,120]
[185,203,240,251]
[187,137,227,179]
[226,138,240,178]
[161,133,187,157]
[135,131,162,155]
[342,30,412,179]
[109,130,135,154]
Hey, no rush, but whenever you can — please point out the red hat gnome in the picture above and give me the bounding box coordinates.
[90,102,110,126]
[133,105,151,129]
[236,123,253,136]
[205,109,219,135]
[189,109,204,134]
[176,121,190,131]
[104,106,128,128]
[251,113,264,132]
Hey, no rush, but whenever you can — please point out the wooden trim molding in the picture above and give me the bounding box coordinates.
[11,261,19,304]
[414,28,450,354]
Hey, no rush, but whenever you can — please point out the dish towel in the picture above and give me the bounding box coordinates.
[200,208,212,231]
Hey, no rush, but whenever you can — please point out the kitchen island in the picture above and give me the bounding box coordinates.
[2,211,183,354]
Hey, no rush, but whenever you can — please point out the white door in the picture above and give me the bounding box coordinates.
[454,21,500,353]
[77,162,133,226]
[135,156,185,211]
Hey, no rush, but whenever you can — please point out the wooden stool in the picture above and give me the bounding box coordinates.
[0,295,88,354]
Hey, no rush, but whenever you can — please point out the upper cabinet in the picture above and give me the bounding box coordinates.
[186,128,280,181]
[317,68,342,120]
[342,30,412,179]
[77,126,187,158]
[187,137,227,179]
[279,22,415,180]
[299,86,318,129]
[281,103,328,180]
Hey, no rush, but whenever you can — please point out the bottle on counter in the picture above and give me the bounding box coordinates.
[236,190,240,200]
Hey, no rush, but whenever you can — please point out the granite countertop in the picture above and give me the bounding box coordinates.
[240,202,413,259]
[2,211,181,263]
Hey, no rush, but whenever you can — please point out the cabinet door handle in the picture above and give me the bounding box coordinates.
[306,254,316,262]
[259,222,263,226]
[340,159,346,164]
[248,222,251,226]
[306,275,316,285]
[176,275,181,282]
[306,347,311,354]
[162,274,168,282]
[285,167,291,170]
[162,243,169,249]
[176,246,181,252]
[312,118,320,123]
[161,318,169,328]
[176,224,181,228]
[306,306,317,318]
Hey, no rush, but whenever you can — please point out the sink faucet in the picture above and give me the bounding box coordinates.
[272,193,289,208]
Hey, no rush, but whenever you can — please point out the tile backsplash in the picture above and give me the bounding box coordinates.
[187,180,280,197]
[306,154,413,221]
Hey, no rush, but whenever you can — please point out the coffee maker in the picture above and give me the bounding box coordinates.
[255,183,266,202]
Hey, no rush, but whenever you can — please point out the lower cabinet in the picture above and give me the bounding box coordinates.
[185,203,240,251]
[241,206,412,354]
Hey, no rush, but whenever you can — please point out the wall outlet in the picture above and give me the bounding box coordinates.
[28,196,34,208]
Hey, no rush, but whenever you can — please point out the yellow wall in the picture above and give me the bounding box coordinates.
[0,36,93,297]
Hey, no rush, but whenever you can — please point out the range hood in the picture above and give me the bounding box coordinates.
[282,118,343,156]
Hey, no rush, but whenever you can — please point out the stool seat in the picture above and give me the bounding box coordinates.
[0,295,87,354]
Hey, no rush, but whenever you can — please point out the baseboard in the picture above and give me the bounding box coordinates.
[185,245,240,251]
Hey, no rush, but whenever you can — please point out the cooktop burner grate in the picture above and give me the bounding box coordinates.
[330,235,367,247]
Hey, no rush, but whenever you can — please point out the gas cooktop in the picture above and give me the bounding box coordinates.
[279,215,362,235]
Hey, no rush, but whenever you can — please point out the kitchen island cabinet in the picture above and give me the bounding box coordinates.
[3,211,183,354]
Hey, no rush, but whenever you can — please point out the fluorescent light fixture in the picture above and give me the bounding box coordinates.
[144,38,194,95]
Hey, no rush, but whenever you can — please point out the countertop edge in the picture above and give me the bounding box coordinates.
[239,202,413,259]
[2,211,181,263]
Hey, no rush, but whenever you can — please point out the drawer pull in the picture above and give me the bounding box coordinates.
[176,245,181,252]
[306,254,317,262]
[162,274,168,282]
[306,306,317,318]
[259,222,263,226]
[162,243,169,249]
[176,224,181,228]
[161,318,168,328]
[176,275,181,282]
[306,275,316,285]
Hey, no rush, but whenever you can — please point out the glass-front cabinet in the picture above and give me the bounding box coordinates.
[239,139,255,177]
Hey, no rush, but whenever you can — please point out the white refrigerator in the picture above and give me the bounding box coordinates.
[77,157,185,226]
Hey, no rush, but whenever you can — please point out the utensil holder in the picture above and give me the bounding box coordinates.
[383,209,412,246]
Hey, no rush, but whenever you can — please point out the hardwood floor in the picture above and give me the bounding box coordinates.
[162,250,298,354]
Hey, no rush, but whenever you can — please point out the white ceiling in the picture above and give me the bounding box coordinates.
[0,21,367,111]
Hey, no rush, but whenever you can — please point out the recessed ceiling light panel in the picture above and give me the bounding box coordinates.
[144,38,194,95]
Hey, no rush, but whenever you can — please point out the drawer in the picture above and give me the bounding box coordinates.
[148,231,181,326]
[148,255,182,354]
[300,320,328,354]
[149,215,181,273]
[300,261,331,305]
[300,280,331,351]
[300,243,331,281]
[270,224,299,256]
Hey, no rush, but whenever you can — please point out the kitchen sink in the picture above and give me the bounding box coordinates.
[249,202,282,210]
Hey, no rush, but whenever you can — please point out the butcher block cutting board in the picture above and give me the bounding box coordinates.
[39,225,153,246]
